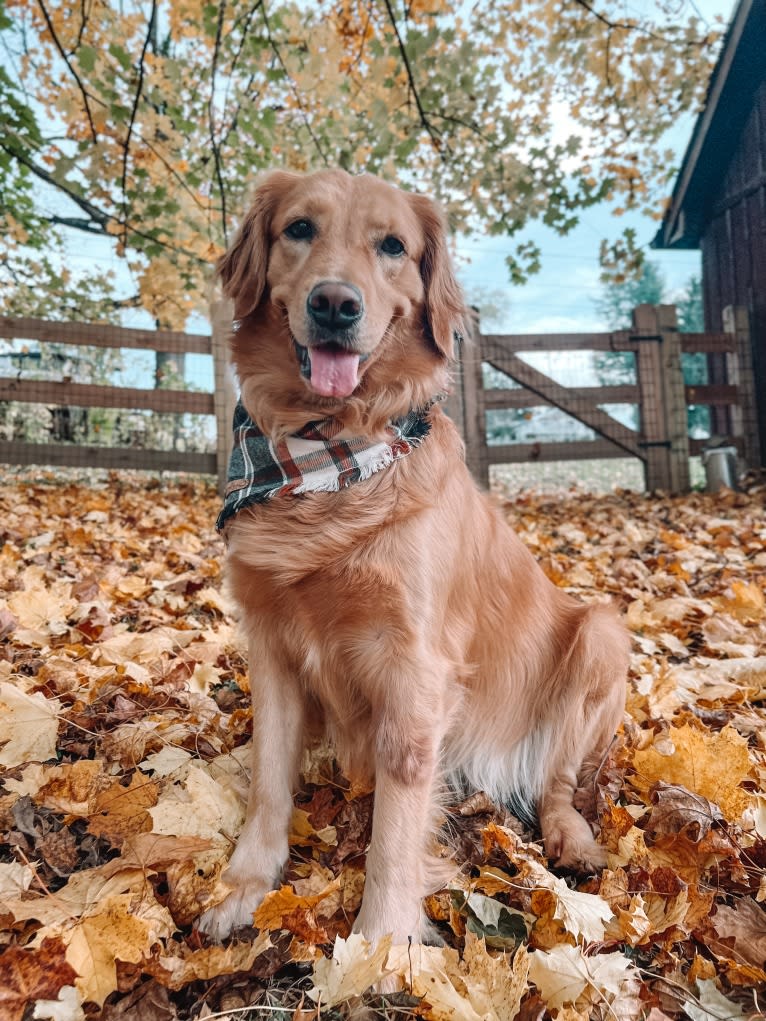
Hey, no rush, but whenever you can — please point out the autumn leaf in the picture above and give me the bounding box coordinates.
[0,681,60,766]
[711,899,766,971]
[148,932,272,991]
[254,883,340,932]
[31,984,84,1021]
[310,932,393,1006]
[0,939,77,1021]
[528,944,638,1009]
[631,723,752,821]
[61,894,176,1006]
[549,876,614,944]
[459,934,529,1021]
[683,979,748,1021]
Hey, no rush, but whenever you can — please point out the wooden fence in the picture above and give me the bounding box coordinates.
[450,303,760,492]
[0,302,760,494]
[0,302,236,489]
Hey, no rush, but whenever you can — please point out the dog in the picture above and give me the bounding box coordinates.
[198,169,629,946]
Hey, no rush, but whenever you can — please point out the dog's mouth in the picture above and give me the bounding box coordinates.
[292,339,369,399]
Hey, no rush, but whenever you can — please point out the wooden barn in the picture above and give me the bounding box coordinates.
[653,0,766,470]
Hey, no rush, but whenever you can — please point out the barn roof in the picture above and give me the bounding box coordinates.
[652,0,766,250]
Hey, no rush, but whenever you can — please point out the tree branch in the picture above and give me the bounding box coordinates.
[208,0,229,244]
[381,0,447,158]
[36,0,99,142]
[1,143,206,264]
[260,0,330,166]
[572,0,664,42]
[50,215,108,234]
[120,0,158,240]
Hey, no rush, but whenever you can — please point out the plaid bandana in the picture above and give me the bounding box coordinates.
[217,398,439,531]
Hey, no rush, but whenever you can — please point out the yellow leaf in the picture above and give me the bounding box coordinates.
[152,932,272,991]
[309,932,392,1007]
[461,934,529,1021]
[253,883,337,932]
[63,894,175,1007]
[550,876,613,943]
[0,681,61,767]
[631,723,752,821]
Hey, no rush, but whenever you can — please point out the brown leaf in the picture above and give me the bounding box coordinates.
[101,980,177,1021]
[0,937,77,1021]
[87,772,158,846]
[712,898,766,969]
[646,782,724,839]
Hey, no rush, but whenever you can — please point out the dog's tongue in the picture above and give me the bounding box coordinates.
[308,347,360,398]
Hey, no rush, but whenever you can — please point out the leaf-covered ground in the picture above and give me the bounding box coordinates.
[0,471,765,1021]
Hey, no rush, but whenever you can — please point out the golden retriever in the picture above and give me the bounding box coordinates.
[199,169,629,945]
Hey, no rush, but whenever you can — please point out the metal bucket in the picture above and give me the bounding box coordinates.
[701,445,739,492]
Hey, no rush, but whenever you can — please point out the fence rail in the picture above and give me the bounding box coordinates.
[0,304,234,490]
[0,302,760,494]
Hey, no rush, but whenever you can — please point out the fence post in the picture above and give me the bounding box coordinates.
[722,305,761,471]
[632,303,690,493]
[459,310,490,488]
[211,299,237,496]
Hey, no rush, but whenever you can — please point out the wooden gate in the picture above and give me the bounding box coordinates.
[448,303,759,492]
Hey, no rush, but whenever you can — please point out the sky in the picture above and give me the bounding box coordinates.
[35,0,736,390]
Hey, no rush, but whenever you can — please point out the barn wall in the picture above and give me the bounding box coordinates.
[701,77,766,463]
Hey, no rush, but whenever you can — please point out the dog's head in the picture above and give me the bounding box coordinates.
[219,170,464,430]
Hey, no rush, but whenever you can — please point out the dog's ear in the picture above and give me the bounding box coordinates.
[408,193,465,360]
[218,171,299,320]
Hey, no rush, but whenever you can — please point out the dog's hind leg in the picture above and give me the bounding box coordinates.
[198,641,305,940]
[538,603,628,872]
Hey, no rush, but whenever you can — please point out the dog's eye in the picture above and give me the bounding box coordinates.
[284,219,315,241]
[379,235,405,257]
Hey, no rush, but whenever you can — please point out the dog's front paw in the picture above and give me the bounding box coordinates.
[543,812,607,873]
[197,877,273,941]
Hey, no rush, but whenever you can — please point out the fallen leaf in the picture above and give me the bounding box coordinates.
[309,932,392,1006]
[62,894,175,1006]
[683,978,748,1021]
[0,681,61,766]
[528,944,637,1009]
[711,899,766,970]
[631,723,752,821]
[32,986,84,1021]
[0,938,77,1021]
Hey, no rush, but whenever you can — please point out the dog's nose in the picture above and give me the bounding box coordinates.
[306,281,363,331]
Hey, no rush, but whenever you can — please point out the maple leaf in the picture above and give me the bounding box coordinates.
[549,876,614,944]
[5,570,76,634]
[645,782,724,839]
[460,933,529,1021]
[60,893,175,1006]
[0,860,35,896]
[0,938,77,1021]
[149,932,272,991]
[253,882,341,932]
[147,763,245,840]
[630,723,752,822]
[0,680,61,767]
[309,932,393,1006]
[86,771,158,846]
[528,944,637,1010]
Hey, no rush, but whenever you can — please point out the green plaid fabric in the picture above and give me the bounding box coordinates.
[217,399,438,531]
